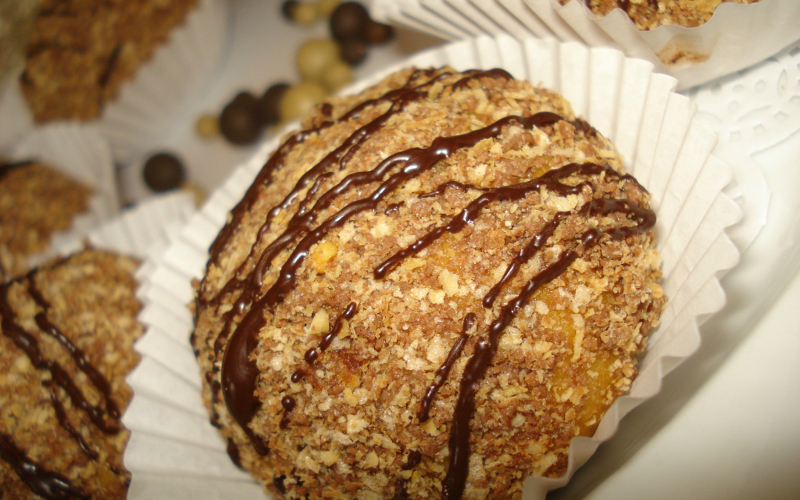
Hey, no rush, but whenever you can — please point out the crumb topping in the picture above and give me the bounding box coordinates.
[193,67,666,500]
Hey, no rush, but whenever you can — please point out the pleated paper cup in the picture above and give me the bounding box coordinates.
[125,35,743,499]
[536,0,800,90]
[6,123,118,271]
[99,0,232,164]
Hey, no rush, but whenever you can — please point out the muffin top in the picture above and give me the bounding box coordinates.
[565,0,762,30]
[0,249,143,499]
[21,0,199,122]
[0,159,92,281]
[193,67,665,500]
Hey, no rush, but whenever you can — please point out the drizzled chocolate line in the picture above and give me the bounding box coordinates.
[418,313,475,423]
[0,283,121,435]
[98,43,122,87]
[220,110,563,443]
[440,203,654,500]
[0,433,89,500]
[215,70,521,452]
[199,70,452,430]
[392,450,424,499]
[29,280,122,432]
[304,302,358,364]
[46,382,99,460]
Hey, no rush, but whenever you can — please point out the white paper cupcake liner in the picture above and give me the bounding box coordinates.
[550,0,800,90]
[372,0,800,90]
[99,0,232,164]
[125,35,743,499]
[6,123,119,271]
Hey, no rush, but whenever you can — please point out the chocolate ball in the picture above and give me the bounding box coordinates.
[329,2,369,42]
[220,92,262,145]
[363,19,394,45]
[258,83,290,126]
[281,0,298,20]
[339,38,368,66]
[143,153,185,192]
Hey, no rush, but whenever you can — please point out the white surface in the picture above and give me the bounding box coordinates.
[547,119,800,500]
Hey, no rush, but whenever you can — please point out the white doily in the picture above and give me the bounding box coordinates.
[686,41,800,155]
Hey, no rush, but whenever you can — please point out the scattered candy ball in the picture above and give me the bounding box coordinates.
[339,38,368,66]
[363,18,394,45]
[280,81,327,122]
[196,114,220,138]
[321,59,353,93]
[293,1,318,25]
[220,92,262,145]
[258,83,290,126]
[281,0,298,20]
[143,152,185,193]
[329,2,369,42]
[297,38,340,83]
[316,0,341,18]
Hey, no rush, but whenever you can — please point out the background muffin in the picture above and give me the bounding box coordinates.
[192,67,665,499]
[0,249,144,499]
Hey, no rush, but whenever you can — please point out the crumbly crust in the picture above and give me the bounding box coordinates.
[0,249,143,499]
[193,68,666,500]
[0,160,92,281]
[21,0,199,122]
[565,0,762,30]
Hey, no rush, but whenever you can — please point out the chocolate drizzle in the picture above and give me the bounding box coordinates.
[202,68,657,499]
[0,274,125,498]
[0,433,90,500]
[214,69,515,455]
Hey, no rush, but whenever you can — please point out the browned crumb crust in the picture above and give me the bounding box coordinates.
[0,160,92,281]
[0,249,143,499]
[193,68,666,500]
[564,0,762,30]
[21,0,199,122]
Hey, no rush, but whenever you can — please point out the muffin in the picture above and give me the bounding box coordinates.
[0,249,144,499]
[192,67,666,500]
[560,0,763,30]
[0,159,93,281]
[21,0,199,122]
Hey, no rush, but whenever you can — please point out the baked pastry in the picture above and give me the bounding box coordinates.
[566,0,763,30]
[21,0,199,122]
[0,159,92,281]
[192,67,666,500]
[0,249,143,499]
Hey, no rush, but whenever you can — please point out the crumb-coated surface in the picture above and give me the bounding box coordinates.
[0,160,92,281]
[0,249,143,499]
[192,68,666,500]
[21,0,199,122]
[566,0,762,30]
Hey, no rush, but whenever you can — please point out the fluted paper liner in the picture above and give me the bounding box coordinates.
[125,36,742,499]
[535,0,800,90]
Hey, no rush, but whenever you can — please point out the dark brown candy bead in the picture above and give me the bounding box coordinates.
[363,19,394,45]
[143,153,185,192]
[258,83,290,126]
[281,0,298,21]
[339,38,368,66]
[220,92,262,145]
[329,2,369,42]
